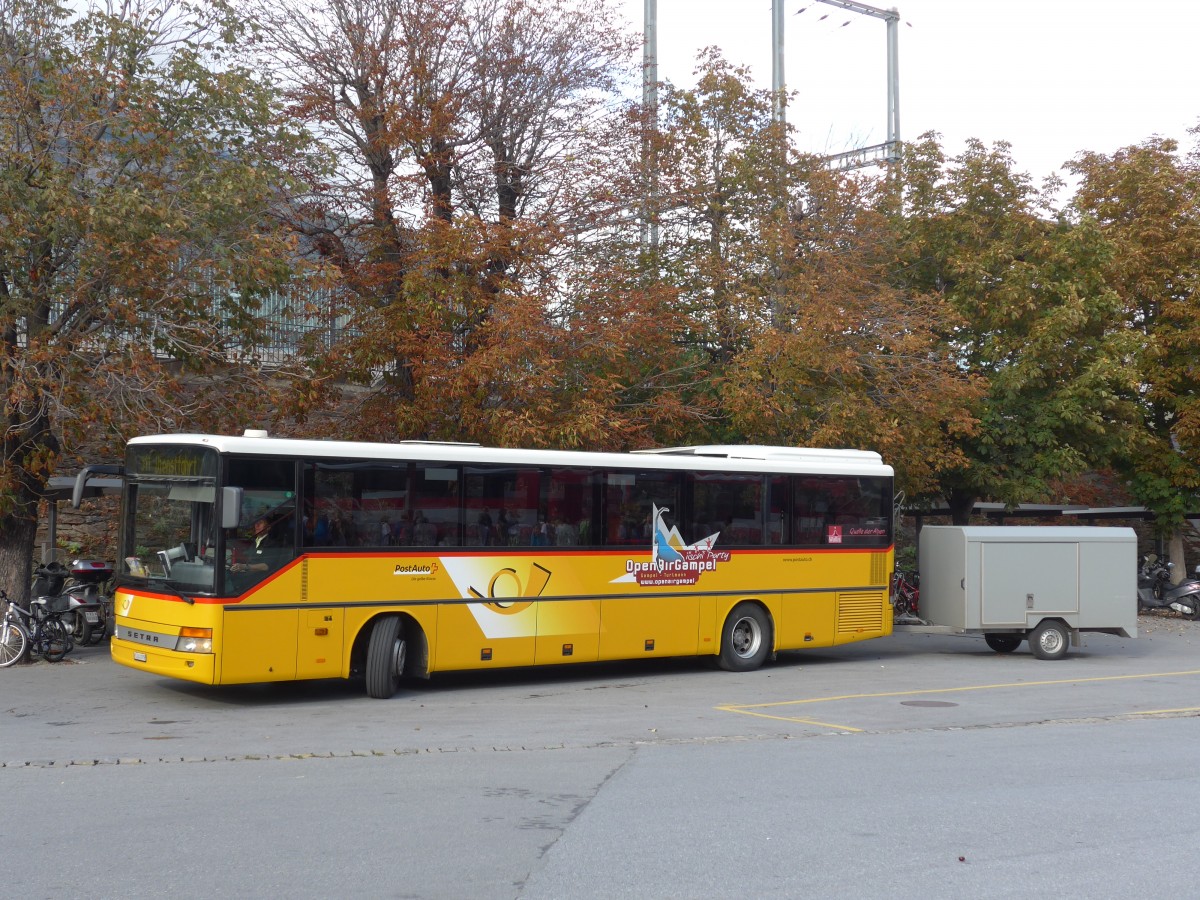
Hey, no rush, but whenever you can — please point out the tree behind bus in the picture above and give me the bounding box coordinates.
[0,0,312,601]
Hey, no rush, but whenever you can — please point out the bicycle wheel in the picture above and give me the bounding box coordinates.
[41,617,70,662]
[893,580,917,617]
[0,618,28,667]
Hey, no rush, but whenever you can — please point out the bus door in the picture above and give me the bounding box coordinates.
[219,456,303,683]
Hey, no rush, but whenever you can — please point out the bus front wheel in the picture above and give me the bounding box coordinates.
[365,616,407,699]
[718,602,771,672]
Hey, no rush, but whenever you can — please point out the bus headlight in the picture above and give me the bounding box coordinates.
[175,627,213,653]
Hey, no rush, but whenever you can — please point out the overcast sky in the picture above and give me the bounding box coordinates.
[617,0,1199,188]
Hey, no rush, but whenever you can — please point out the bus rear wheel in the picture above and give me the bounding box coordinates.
[718,602,771,672]
[365,616,407,699]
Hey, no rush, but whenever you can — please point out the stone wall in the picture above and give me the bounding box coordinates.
[36,496,120,564]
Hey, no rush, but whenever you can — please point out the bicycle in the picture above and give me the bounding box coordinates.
[892,570,920,619]
[1,592,28,667]
[0,588,72,667]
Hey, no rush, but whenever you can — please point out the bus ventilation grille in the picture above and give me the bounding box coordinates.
[837,592,884,633]
[870,552,888,586]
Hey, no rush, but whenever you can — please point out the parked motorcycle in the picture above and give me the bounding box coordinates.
[1136,554,1200,619]
[32,559,112,646]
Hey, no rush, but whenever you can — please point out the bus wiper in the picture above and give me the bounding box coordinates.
[113,575,195,604]
[160,583,196,604]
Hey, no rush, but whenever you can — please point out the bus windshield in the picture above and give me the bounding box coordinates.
[123,446,220,592]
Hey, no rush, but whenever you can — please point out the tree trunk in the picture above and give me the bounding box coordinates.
[948,489,976,526]
[0,499,39,606]
[1,401,58,605]
[1167,530,1187,584]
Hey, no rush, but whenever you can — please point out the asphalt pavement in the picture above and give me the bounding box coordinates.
[3,614,1200,898]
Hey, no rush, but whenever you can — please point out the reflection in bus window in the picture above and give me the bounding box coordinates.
[463,466,541,546]
[692,474,763,546]
[547,468,594,547]
[791,475,889,547]
[604,471,679,546]
[304,461,410,547]
[412,464,460,546]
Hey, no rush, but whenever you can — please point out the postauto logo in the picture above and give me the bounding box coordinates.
[393,562,438,576]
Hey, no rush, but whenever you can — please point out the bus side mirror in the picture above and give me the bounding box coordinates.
[71,464,124,508]
[221,487,243,530]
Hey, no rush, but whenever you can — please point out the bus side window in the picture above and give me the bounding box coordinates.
[304,462,363,548]
[603,471,679,547]
[690,473,764,547]
[546,468,594,549]
[412,464,460,546]
[224,457,299,591]
[411,514,438,546]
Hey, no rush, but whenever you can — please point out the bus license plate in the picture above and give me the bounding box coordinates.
[134,651,147,662]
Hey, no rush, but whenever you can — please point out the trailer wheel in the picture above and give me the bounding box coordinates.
[365,616,406,699]
[984,633,1022,654]
[718,602,771,672]
[1029,620,1069,660]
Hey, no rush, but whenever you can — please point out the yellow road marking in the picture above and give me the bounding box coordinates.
[722,707,864,732]
[717,668,1200,733]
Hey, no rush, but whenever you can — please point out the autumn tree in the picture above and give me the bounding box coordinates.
[646,56,977,481]
[651,50,786,373]
[246,0,705,447]
[888,134,1139,523]
[724,159,980,495]
[0,0,310,597]
[1068,135,1200,562]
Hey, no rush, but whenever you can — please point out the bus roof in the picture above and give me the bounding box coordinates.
[128,433,893,478]
[633,445,885,463]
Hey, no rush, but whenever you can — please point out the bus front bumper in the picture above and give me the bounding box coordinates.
[111,633,217,685]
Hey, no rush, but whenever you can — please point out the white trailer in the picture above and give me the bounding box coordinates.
[908,526,1137,659]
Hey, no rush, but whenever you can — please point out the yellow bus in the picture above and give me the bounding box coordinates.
[109,432,895,698]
